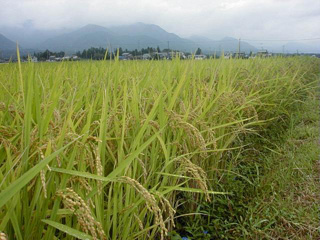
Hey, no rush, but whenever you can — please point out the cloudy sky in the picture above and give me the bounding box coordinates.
[1,0,320,41]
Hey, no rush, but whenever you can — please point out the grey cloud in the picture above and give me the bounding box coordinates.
[0,0,319,41]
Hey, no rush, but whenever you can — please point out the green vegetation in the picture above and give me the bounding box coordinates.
[172,89,320,240]
[249,92,319,239]
[0,56,319,240]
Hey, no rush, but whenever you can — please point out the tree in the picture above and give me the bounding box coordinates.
[56,51,65,57]
[157,46,161,53]
[196,48,202,55]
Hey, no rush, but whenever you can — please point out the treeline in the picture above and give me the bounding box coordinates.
[33,46,202,61]
[75,46,171,60]
[34,50,66,60]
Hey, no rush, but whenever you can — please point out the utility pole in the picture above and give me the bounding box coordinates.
[282,45,285,55]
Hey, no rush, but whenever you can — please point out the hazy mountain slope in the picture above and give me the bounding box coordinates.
[0,26,71,49]
[0,33,38,58]
[38,23,195,52]
[0,33,16,50]
[38,24,117,51]
[219,37,257,53]
[284,41,320,53]
[105,22,195,51]
[110,22,187,42]
[189,35,257,53]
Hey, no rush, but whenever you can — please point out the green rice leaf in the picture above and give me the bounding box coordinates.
[42,219,93,240]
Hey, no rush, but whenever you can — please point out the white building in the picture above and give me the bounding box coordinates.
[194,55,207,60]
[142,53,151,60]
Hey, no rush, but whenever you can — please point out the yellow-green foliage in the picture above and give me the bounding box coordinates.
[0,57,319,239]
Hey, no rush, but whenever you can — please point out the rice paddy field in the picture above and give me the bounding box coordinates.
[0,56,319,240]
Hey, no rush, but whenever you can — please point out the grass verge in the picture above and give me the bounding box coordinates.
[248,92,320,239]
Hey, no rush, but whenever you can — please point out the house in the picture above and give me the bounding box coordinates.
[194,55,207,60]
[152,52,167,60]
[122,53,133,60]
[187,54,206,60]
[31,56,38,62]
[49,56,56,61]
[179,52,187,59]
[168,52,186,60]
[235,52,246,59]
[134,55,143,60]
[224,53,232,59]
[72,55,80,61]
[142,53,151,60]
[62,56,71,61]
[256,50,269,58]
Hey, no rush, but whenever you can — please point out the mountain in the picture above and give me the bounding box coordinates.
[109,22,194,51]
[1,23,258,53]
[188,35,257,53]
[38,23,195,52]
[110,22,176,40]
[39,24,117,51]
[255,41,320,54]
[218,37,257,53]
[0,33,35,59]
[188,35,219,53]
[283,41,320,53]
[39,24,163,52]
[10,23,319,54]
[189,35,216,45]
[0,25,71,49]
[0,33,16,50]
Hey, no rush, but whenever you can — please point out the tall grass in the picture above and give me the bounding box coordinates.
[0,56,319,239]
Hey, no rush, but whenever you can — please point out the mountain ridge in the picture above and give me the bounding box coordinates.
[39,23,195,52]
[37,23,258,53]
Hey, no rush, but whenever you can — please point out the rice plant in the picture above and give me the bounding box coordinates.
[0,55,319,239]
